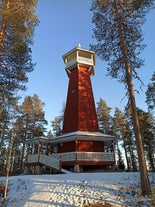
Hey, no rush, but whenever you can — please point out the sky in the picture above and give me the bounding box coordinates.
[22,0,155,132]
[1,172,155,206]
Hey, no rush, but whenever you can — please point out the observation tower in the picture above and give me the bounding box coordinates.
[62,44,99,134]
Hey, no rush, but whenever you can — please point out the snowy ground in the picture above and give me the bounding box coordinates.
[0,172,155,207]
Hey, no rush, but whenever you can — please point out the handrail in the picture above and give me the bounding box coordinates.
[27,151,115,167]
[27,154,61,170]
[39,154,61,170]
[53,151,115,162]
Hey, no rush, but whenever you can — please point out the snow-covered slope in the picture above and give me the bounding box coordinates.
[0,172,155,207]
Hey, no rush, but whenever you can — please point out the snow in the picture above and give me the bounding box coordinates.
[0,172,155,207]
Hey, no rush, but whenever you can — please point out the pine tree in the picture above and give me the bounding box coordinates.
[15,94,47,171]
[96,98,113,134]
[51,116,63,137]
[31,94,47,136]
[51,103,65,137]
[0,0,38,115]
[90,0,154,195]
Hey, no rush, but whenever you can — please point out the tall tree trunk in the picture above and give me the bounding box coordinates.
[126,67,151,194]
[114,0,151,195]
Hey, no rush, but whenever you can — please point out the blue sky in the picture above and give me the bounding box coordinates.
[22,0,155,131]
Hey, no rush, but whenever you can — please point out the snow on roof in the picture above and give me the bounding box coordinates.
[50,131,115,143]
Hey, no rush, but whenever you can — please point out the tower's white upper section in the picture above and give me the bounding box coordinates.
[62,44,96,76]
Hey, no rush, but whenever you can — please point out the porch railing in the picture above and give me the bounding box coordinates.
[27,151,115,169]
[52,151,115,162]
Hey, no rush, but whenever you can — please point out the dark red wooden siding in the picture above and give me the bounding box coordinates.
[62,66,99,133]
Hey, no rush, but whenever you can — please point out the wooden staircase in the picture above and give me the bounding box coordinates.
[39,154,61,170]
[26,154,72,174]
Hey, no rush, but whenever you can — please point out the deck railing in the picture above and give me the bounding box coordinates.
[52,151,115,162]
[77,151,114,161]
[65,56,94,69]
[27,151,115,169]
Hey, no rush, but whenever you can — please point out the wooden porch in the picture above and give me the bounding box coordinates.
[24,132,116,173]
[25,151,115,173]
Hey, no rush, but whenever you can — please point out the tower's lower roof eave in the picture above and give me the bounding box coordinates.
[50,131,115,143]
[25,131,115,145]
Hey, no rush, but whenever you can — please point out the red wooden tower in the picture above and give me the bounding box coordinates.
[56,44,115,172]
[24,45,115,174]
[62,44,99,134]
